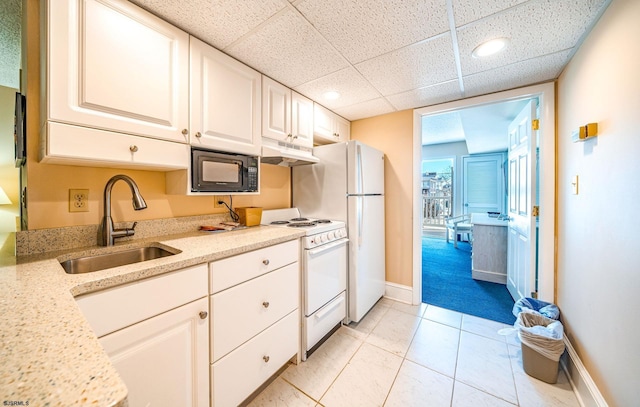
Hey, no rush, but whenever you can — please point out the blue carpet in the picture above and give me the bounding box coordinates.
[422,237,516,325]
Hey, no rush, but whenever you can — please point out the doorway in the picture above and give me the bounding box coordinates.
[411,83,556,308]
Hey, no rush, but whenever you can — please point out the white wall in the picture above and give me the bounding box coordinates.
[557,0,640,405]
[422,141,468,216]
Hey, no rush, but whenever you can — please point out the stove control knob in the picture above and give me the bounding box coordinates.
[327,231,335,240]
[336,229,344,238]
[321,233,328,243]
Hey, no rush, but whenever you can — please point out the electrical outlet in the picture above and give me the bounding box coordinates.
[214,196,225,208]
[69,189,89,212]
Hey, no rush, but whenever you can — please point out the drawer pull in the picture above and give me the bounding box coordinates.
[181,128,188,135]
[199,311,208,319]
[262,301,270,309]
[195,131,202,138]
[129,145,138,153]
[263,355,270,363]
[262,259,270,266]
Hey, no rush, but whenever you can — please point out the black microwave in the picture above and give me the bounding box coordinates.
[191,148,259,193]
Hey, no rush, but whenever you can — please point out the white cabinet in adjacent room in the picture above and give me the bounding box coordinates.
[262,76,313,148]
[190,36,262,156]
[43,0,190,153]
[313,103,350,144]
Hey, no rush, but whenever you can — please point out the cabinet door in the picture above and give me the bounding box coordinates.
[100,298,209,407]
[335,114,351,143]
[190,37,262,156]
[291,92,314,148]
[313,103,335,142]
[46,0,189,143]
[262,76,291,141]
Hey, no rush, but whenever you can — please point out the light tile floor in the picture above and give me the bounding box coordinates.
[248,298,579,407]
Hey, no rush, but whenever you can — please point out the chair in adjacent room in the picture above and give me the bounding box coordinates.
[445,214,472,248]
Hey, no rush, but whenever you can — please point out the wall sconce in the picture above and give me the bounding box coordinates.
[571,123,598,142]
[0,186,12,205]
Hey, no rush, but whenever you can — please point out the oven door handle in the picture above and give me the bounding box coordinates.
[315,295,346,320]
[307,239,348,256]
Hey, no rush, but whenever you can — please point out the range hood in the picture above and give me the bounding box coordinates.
[261,139,319,167]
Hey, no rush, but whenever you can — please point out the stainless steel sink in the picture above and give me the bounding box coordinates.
[60,245,179,274]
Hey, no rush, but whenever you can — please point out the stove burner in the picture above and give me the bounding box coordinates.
[315,219,331,223]
[290,217,309,222]
[287,222,316,228]
[270,220,290,225]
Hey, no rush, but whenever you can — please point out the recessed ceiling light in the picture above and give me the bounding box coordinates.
[472,38,509,58]
[323,91,341,100]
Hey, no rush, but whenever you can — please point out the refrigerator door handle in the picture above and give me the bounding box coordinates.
[357,144,363,194]
[358,196,363,247]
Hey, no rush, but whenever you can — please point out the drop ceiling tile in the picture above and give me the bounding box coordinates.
[451,0,527,27]
[129,0,285,49]
[334,98,396,121]
[463,49,572,98]
[294,68,380,110]
[295,0,449,64]
[422,111,466,145]
[226,8,349,88]
[387,80,462,111]
[457,0,608,76]
[356,34,458,96]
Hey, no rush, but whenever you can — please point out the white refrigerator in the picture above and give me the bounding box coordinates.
[293,141,385,323]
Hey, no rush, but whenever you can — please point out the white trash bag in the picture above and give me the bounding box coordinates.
[513,309,565,361]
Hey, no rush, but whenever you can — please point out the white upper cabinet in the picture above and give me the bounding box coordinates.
[262,76,313,148]
[313,103,350,144]
[190,37,262,156]
[44,0,189,144]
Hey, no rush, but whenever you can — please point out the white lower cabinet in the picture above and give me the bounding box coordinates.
[76,264,209,407]
[100,297,209,407]
[209,240,301,406]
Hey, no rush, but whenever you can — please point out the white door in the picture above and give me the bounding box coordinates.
[100,298,209,407]
[190,37,262,156]
[347,194,385,322]
[506,101,538,301]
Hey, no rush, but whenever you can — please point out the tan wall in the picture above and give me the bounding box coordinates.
[24,0,290,230]
[351,110,414,286]
[0,86,20,233]
[557,0,640,405]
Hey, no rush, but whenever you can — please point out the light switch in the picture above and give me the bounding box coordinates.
[571,176,579,195]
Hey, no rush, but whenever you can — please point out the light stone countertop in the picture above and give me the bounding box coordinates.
[0,226,304,407]
[471,213,509,227]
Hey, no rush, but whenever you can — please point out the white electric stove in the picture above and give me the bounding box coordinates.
[262,208,348,360]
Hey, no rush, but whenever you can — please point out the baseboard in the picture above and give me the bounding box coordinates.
[471,269,507,284]
[561,337,608,407]
[384,282,413,304]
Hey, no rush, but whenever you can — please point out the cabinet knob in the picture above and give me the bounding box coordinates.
[195,132,202,138]
[292,134,298,140]
[287,133,292,140]
[199,311,208,320]
[129,145,138,153]
[182,128,188,135]
[262,301,270,308]
[263,355,270,363]
[262,259,270,266]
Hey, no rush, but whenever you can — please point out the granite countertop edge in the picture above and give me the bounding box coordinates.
[0,226,304,406]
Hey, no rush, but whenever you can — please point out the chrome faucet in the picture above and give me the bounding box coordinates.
[98,174,147,246]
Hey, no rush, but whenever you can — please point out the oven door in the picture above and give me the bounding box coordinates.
[304,238,348,316]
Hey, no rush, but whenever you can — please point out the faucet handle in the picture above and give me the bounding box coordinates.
[131,221,138,230]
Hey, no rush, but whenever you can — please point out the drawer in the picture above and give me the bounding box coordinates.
[211,310,299,407]
[210,239,298,294]
[76,264,208,337]
[44,121,190,171]
[304,291,346,353]
[211,262,298,361]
